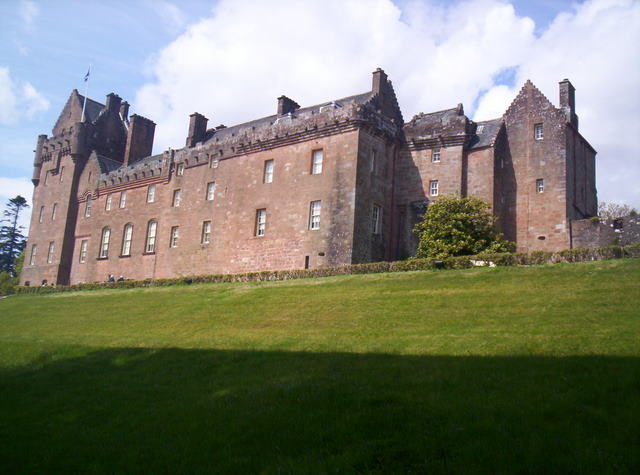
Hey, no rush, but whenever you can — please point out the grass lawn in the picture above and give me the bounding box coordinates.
[1,259,639,473]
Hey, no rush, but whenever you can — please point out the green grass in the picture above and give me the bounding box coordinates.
[1,259,639,473]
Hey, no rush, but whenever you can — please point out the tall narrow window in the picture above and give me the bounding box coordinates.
[536,178,544,193]
[534,123,543,140]
[79,240,88,263]
[47,242,55,264]
[38,206,44,223]
[176,163,184,176]
[429,180,439,196]
[147,185,156,203]
[119,191,127,208]
[170,226,179,248]
[255,209,266,236]
[99,227,111,258]
[85,197,92,217]
[121,223,133,256]
[372,204,382,235]
[263,159,274,183]
[201,221,211,244]
[172,189,182,207]
[145,220,157,253]
[44,172,49,185]
[309,201,321,230]
[105,194,112,211]
[29,244,37,265]
[311,149,323,175]
[370,149,377,173]
[206,182,216,201]
[51,203,58,220]
[432,148,441,162]
[59,166,65,182]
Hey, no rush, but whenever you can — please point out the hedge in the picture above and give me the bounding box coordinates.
[13,242,640,295]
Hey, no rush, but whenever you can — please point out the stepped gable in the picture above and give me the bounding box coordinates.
[52,89,104,136]
[503,79,564,121]
[467,118,503,149]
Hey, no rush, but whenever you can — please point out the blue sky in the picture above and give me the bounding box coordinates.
[1,0,639,227]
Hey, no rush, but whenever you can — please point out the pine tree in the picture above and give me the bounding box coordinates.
[0,195,29,276]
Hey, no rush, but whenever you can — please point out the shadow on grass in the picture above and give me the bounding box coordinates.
[1,348,638,473]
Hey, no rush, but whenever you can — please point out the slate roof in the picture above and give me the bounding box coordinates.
[76,91,104,123]
[96,154,122,174]
[468,118,502,149]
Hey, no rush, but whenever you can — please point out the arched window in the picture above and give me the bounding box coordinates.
[121,223,133,256]
[145,220,157,253]
[99,227,111,258]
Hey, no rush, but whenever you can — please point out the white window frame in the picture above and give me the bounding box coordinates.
[201,221,211,244]
[85,197,92,217]
[170,226,179,248]
[47,241,55,264]
[79,240,87,263]
[176,163,184,176]
[105,194,112,211]
[147,185,156,203]
[145,221,157,253]
[311,150,323,175]
[534,123,543,140]
[432,148,441,163]
[429,180,439,196]
[119,191,127,208]
[172,189,181,207]
[255,209,266,237]
[206,182,216,201]
[29,244,37,265]
[536,178,544,193]
[309,201,321,230]
[99,227,110,258]
[121,223,133,256]
[51,203,58,220]
[372,204,382,235]
[264,160,274,183]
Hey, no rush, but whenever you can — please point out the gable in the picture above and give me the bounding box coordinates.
[52,90,104,136]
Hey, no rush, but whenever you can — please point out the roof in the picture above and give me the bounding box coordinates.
[96,154,122,174]
[468,118,503,149]
[76,91,104,123]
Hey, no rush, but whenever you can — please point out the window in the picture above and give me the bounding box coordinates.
[536,178,544,193]
[121,224,133,256]
[85,197,92,217]
[176,163,184,176]
[99,227,111,258]
[105,194,112,211]
[38,206,44,223]
[255,209,266,236]
[47,242,55,264]
[429,180,439,196]
[79,240,88,263]
[147,185,156,203]
[170,226,179,248]
[263,159,274,183]
[311,149,323,175]
[119,191,127,208]
[172,189,182,207]
[206,182,216,201]
[309,201,321,230]
[44,171,49,185]
[372,204,382,235]
[145,221,157,253]
[29,244,37,265]
[534,123,543,140]
[476,125,485,134]
[60,166,65,182]
[370,149,377,173]
[432,148,441,162]
[51,203,58,220]
[201,221,211,244]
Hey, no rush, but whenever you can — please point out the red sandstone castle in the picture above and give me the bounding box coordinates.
[21,69,597,286]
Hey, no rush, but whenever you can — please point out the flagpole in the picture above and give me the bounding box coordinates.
[81,64,91,123]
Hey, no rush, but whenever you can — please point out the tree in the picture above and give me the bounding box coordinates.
[598,201,638,219]
[0,195,29,276]
[414,195,514,259]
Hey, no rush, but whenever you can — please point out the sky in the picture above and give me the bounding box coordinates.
[1,0,639,231]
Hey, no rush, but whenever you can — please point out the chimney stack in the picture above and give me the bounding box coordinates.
[124,114,156,166]
[105,93,122,114]
[559,79,578,129]
[372,68,388,95]
[277,96,300,116]
[120,101,130,121]
[186,112,208,147]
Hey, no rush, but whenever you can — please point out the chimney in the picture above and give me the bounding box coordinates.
[119,101,130,121]
[277,96,300,116]
[372,68,388,95]
[559,79,578,129]
[124,114,156,166]
[32,134,47,185]
[186,112,208,147]
[105,93,122,114]
[456,103,464,115]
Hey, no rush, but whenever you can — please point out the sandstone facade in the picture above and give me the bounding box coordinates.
[21,69,597,286]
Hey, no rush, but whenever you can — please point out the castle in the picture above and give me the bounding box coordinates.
[21,69,597,286]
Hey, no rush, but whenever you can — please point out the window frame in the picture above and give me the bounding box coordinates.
[51,203,58,220]
[536,178,544,193]
[121,223,133,256]
[145,220,157,253]
[432,148,441,163]
[309,201,321,230]
[255,209,266,237]
[429,180,439,196]
[263,159,274,184]
[79,240,88,263]
[47,241,55,264]
[170,226,179,248]
[176,163,184,176]
[172,189,182,207]
[206,182,216,201]
[85,197,92,217]
[99,227,111,259]
[29,244,37,266]
[119,191,127,208]
[147,185,156,203]
[311,149,323,175]
[105,194,112,211]
[201,221,211,244]
[372,204,382,235]
[38,205,44,223]
[534,123,543,140]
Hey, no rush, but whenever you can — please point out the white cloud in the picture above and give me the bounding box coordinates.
[134,0,640,209]
[0,67,49,125]
[155,0,187,31]
[19,0,39,31]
